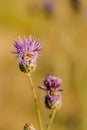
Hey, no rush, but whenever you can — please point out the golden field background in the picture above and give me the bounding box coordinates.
[0,0,87,130]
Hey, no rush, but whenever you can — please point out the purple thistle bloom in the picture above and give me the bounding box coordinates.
[43,74,62,91]
[39,74,63,109]
[45,93,62,109]
[12,36,42,73]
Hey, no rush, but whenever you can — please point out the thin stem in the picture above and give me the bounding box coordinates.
[46,108,56,130]
[27,73,43,130]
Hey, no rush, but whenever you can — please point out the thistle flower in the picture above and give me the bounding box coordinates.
[23,123,36,130]
[12,36,42,73]
[45,93,62,109]
[39,73,63,109]
[44,74,62,90]
[39,73,62,92]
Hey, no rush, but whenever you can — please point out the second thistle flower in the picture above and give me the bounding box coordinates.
[39,74,63,109]
[12,36,42,73]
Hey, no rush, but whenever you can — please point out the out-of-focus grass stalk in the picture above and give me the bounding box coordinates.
[46,108,56,130]
[27,73,43,130]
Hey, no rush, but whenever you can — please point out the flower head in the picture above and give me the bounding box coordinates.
[39,73,63,109]
[12,36,42,73]
[45,93,62,109]
[39,74,62,91]
[23,123,36,130]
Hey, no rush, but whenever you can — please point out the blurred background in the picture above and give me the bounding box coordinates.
[0,0,87,130]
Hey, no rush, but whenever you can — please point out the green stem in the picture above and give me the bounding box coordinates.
[46,109,56,130]
[27,73,43,130]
